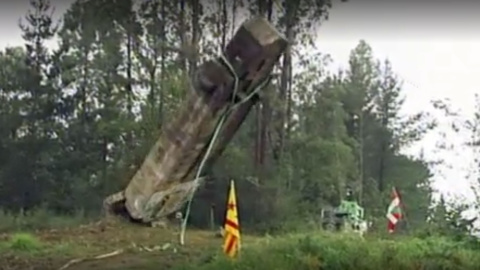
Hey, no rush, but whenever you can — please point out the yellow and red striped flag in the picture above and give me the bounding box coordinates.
[223,180,241,258]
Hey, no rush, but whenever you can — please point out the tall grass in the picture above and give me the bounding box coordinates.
[0,208,91,232]
[175,231,480,270]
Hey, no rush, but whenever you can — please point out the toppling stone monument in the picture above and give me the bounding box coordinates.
[103,17,288,226]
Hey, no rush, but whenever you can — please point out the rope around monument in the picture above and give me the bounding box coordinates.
[180,54,272,245]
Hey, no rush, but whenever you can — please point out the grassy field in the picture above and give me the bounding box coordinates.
[2,214,480,270]
[0,217,240,270]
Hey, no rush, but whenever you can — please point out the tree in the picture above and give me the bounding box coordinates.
[0,47,33,210]
[426,195,476,239]
[341,40,379,203]
[0,0,441,235]
[3,0,60,210]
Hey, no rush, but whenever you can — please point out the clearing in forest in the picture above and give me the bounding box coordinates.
[0,219,247,270]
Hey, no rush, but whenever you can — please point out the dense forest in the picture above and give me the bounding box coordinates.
[0,0,477,237]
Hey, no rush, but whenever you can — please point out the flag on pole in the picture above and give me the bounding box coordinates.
[223,180,241,258]
[386,187,402,233]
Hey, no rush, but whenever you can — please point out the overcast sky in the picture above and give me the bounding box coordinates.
[315,0,480,203]
[1,0,479,202]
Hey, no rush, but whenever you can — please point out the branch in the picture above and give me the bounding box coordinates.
[57,249,124,270]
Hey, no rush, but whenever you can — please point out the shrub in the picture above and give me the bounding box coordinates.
[3,233,42,252]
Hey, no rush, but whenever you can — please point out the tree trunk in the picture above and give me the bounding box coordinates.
[254,0,273,177]
[276,1,296,161]
[178,0,187,70]
[125,22,134,145]
[160,0,167,125]
[189,0,200,77]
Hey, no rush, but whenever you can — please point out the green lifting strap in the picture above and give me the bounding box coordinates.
[179,53,271,245]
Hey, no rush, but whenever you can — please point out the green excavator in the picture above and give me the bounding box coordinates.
[321,188,367,235]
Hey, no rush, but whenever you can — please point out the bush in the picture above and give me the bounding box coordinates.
[4,233,43,252]
[174,231,480,270]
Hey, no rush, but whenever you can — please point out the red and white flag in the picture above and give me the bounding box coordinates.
[386,187,402,233]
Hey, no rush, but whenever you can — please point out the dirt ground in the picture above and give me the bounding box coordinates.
[0,219,232,270]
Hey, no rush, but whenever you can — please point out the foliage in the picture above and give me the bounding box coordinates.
[0,0,447,237]
[416,196,478,242]
[174,232,480,270]
[3,233,43,252]
[3,1,480,269]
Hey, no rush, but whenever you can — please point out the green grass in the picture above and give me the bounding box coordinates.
[4,233,43,252]
[2,212,480,270]
[0,232,75,257]
[173,231,480,270]
[0,208,91,233]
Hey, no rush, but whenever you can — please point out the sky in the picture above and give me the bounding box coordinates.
[316,0,480,204]
[1,0,480,203]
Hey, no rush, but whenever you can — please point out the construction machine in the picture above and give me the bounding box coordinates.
[103,17,288,226]
[321,188,368,235]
